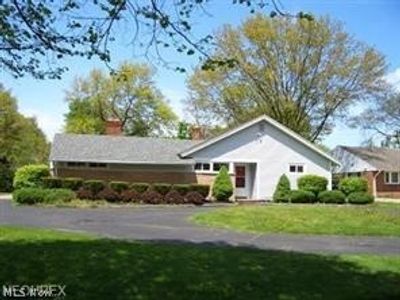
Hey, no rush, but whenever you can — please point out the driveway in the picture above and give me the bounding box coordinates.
[1,197,400,255]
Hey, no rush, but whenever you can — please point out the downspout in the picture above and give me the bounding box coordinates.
[372,170,383,198]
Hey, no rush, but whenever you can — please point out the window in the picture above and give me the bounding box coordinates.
[289,164,304,173]
[385,172,400,184]
[194,163,211,172]
[213,163,229,172]
[88,162,107,168]
[66,162,86,167]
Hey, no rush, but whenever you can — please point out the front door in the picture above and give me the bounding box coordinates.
[235,164,249,199]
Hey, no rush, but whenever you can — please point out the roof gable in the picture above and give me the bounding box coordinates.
[180,115,340,165]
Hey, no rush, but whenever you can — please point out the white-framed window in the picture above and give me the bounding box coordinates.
[385,172,400,184]
[66,162,86,168]
[213,162,229,172]
[194,162,211,172]
[194,162,230,173]
[289,163,304,174]
[88,162,107,168]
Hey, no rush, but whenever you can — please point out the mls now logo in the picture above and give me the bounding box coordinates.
[2,285,66,298]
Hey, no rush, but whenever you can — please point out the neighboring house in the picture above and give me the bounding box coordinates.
[50,115,339,200]
[331,146,400,198]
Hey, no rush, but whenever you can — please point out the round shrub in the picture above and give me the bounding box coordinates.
[97,187,121,202]
[190,184,210,198]
[152,183,171,196]
[273,174,291,202]
[339,177,368,196]
[318,190,346,204]
[348,192,374,205]
[212,166,233,201]
[172,184,190,196]
[83,180,106,196]
[297,175,328,195]
[142,190,164,204]
[42,177,62,189]
[13,188,46,204]
[109,181,129,193]
[130,183,150,194]
[165,190,185,204]
[185,191,204,205]
[44,189,75,203]
[62,178,83,191]
[121,189,141,203]
[289,190,316,203]
[13,164,50,189]
[76,187,94,200]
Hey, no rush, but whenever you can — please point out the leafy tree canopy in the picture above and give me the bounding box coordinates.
[185,15,387,142]
[64,62,178,137]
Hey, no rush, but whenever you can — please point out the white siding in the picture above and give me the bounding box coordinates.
[330,146,376,173]
[190,121,332,199]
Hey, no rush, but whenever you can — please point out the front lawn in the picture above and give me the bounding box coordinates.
[192,203,400,236]
[0,226,399,299]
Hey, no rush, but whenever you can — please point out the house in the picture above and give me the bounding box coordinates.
[331,146,400,198]
[49,115,339,200]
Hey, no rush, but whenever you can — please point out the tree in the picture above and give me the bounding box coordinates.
[185,15,386,142]
[355,91,400,148]
[0,85,49,190]
[177,122,190,140]
[1,1,311,79]
[212,166,233,201]
[273,174,291,202]
[64,62,178,137]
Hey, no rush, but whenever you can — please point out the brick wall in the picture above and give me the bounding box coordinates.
[362,171,400,199]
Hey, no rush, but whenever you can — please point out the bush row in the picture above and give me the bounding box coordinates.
[275,189,373,204]
[13,188,75,204]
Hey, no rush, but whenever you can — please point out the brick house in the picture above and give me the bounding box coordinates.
[50,115,339,200]
[331,146,400,199]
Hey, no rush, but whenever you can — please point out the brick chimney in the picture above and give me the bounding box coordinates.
[105,118,123,136]
[190,125,206,140]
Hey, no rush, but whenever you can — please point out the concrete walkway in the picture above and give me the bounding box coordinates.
[1,197,400,255]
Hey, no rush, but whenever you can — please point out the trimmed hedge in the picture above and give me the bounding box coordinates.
[212,166,233,201]
[172,184,190,196]
[98,188,120,202]
[109,181,129,193]
[130,183,150,193]
[339,177,368,196]
[152,183,171,196]
[273,174,291,202]
[318,190,346,204]
[142,190,164,204]
[289,190,316,203]
[297,175,328,195]
[121,190,141,203]
[42,177,62,189]
[76,187,94,200]
[44,189,75,203]
[190,184,210,198]
[13,188,75,204]
[13,164,50,189]
[348,192,374,204]
[62,177,83,191]
[165,190,185,204]
[83,180,106,195]
[185,191,204,205]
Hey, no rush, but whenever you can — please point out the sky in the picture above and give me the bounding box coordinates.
[1,0,400,148]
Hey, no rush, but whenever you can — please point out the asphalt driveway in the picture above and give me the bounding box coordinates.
[1,196,400,254]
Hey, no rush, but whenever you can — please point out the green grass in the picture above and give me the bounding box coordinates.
[0,226,399,299]
[192,203,400,236]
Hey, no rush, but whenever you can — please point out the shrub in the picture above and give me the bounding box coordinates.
[318,190,346,204]
[212,166,233,201]
[109,181,129,193]
[121,189,141,203]
[62,178,83,191]
[165,190,185,204]
[297,175,328,195]
[130,183,150,194]
[13,164,50,189]
[83,180,106,196]
[289,190,316,203]
[76,187,94,200]
[190,184,210,198]
[185,191,204,205]
[97,187,121,202]
[142,190,164,204]
[13,188,46,204]
[339,177,368,196]
[348,192,374,204]
[42,177,62,189]
[152,183,171,195]
[0,161,14,192]
[172,184,190,196]
[273,174,291,202]
[44,189,75,203]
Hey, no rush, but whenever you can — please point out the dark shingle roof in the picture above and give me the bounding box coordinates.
[50,134,201,164]
[340,146,400,171]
